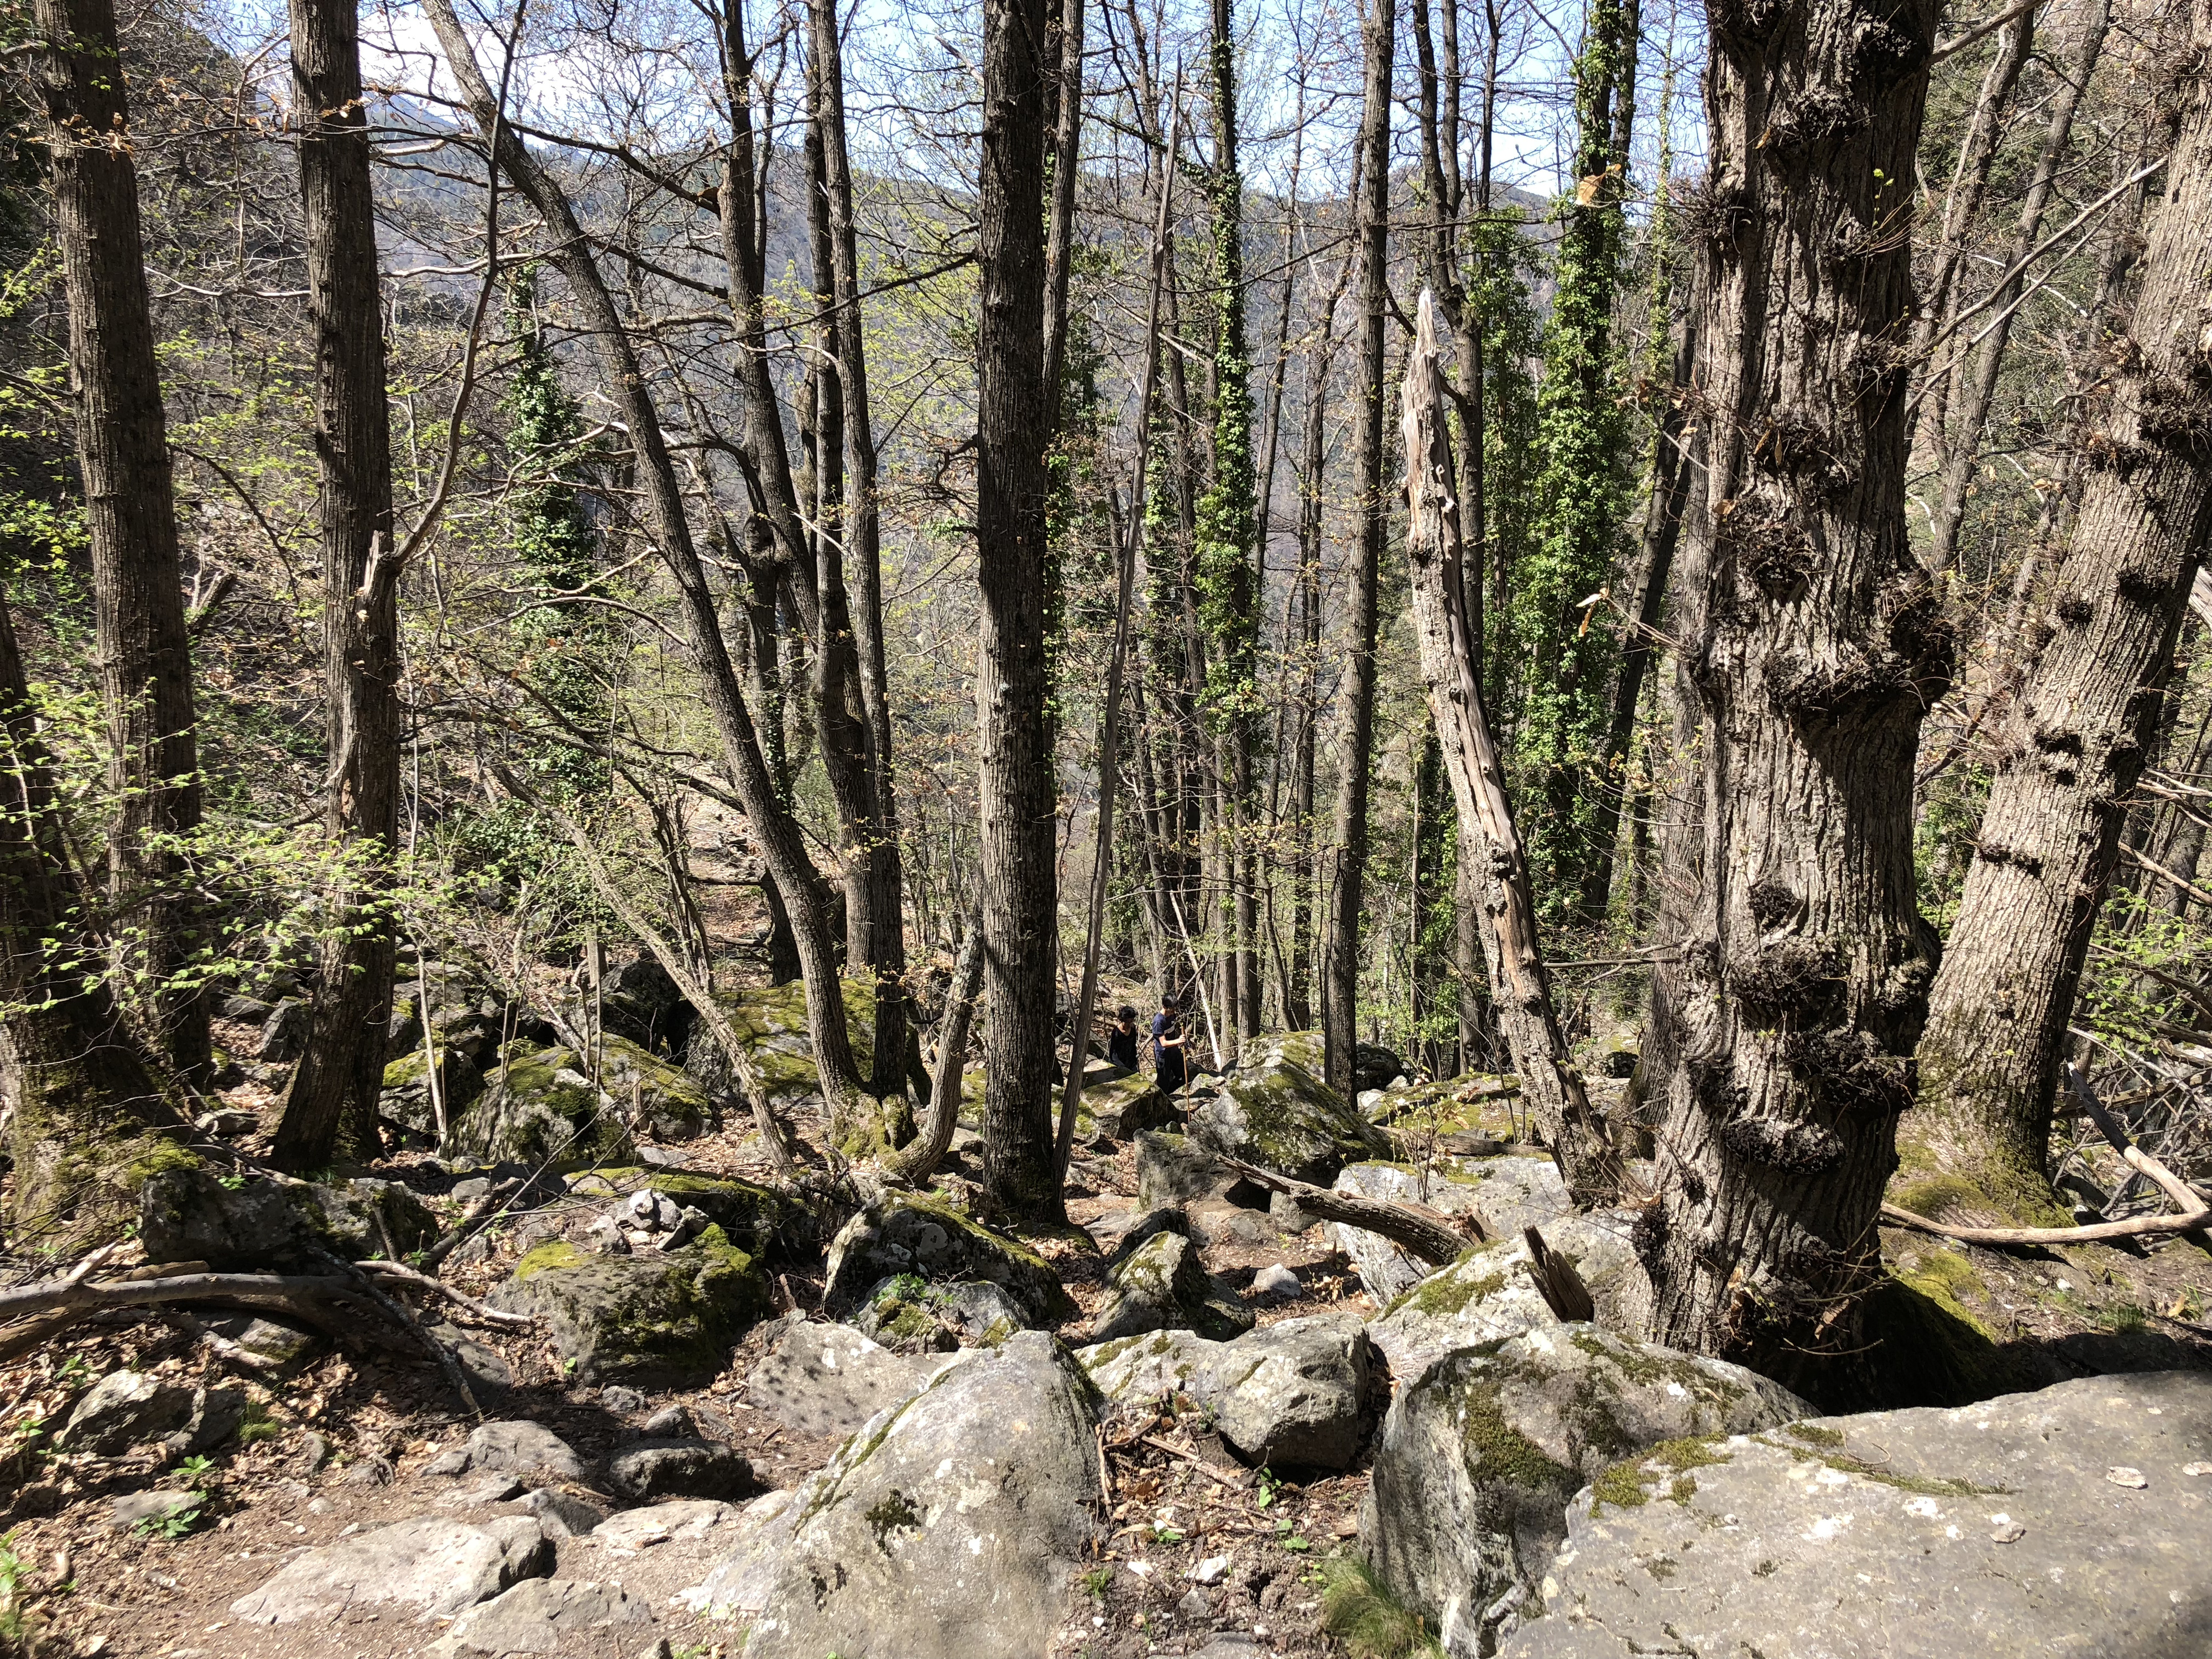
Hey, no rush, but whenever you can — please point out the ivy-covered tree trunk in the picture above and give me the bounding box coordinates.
[1638,0,1949,1396]
[1521,0,1637,918]
[1912,2,2212,1220]
[34,0,208,1078]
[1322,0,1393,1102]
[975,0,1062,1220]
[1196,0,1262,1052]
[274,0,403,1171]
[1,593,184,1235]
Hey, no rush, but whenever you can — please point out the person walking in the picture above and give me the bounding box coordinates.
[1151,994,1187,1095]
[1107,1004,1140,1072]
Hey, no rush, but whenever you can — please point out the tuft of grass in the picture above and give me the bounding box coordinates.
[1318,1558,1445,1659]
[0,1530,35,1655]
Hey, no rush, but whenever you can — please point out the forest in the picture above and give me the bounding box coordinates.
[2,0,2211,1652]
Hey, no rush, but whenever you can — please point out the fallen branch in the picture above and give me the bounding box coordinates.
[0,1268,389,1363]
[154,1310,289,1373]
[1880,1201,2212,1246]
[1215,1155,1480,1264]
[1521,1226,1595,1323]
[358,1260,534,1328]
[2065,1063,2212,1245]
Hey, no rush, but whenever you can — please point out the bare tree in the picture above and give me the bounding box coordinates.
[1322,0,1393,1102]
[975,0,1062,1218]
[1914,0,2212,1217]
[33,0,208,1077]
[272,0,404,1170]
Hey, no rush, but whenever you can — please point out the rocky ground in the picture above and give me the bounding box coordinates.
[4,963,2211,1659]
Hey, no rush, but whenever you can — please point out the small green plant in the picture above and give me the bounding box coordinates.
[133,1501,203,1541]
[1319,1557,1445,1659]
[1254,1468,1279,1510]
[0,1530,35,1651]
[1079,1566,1114,1599]
[55,1355,91,1386]
[173,1455,217,1483]
[236,1403,280,1446]
[217,1173,247,1191]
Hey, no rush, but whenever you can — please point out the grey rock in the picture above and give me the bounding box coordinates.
[1269,1190,1323,1233]
[596,953,692,1053]
[1365,1212,1644,1383]
[1364,1326,1811,1657]
[745,1319,955,1438]
[1080,1313,1375,1470]
[340,1454,395,1487]
[428,1576,653,1656]
[1177,1587,1213,1621]
[1328,1162,1494,1302]
[1091,1229,1254,1344]
[62,1371,195,1453]
[201,1314,322,1373]
[258,998,313,1062]
[1193,1202,1279,1249]
[220,993,274,1023]
[427,1320,515,1395]
[444,1044,634,1168]
[1079,1067,1179,1140]
[138,1168,439,1270]
[1135,1131,1233,1210]
[935,1278,1032,1345]
[1353,1041,1407,1094]
[599,1385,649,1415]
[162,1386,247,1456]
[110,1489,203,1531]
[1251,1264,1302,1301]
[821,1194,1068,1324]
[467,1421,587,1484]
[588,1498,740,1551]
[603,1438,750,1503]
[695,1331,1103,1659]
[1449,1155,1573,1235]
[640,1403,693,1438]
[487,1234,769,1386]
[229,1515,550,1624]
[452,1177,493,1203]
[1502,1370,2212,1659]
[450,1476,523,1506]
[425,1447,473,1478]
[193,1108,260,1139]
[518,1486,607,1538]
[1185,1034,1396,1184]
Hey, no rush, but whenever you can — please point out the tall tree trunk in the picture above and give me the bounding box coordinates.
[1907,6,2034,474]
[810,0,909,1098]
[274,0,403,1171]
[1912,2,2212,1218]
[1402,292,1620,1202]
[1640,0,1949,1396]
[1323,0,1394,1102]
[1,593,185,1235]
[1285,328,1328,1032]
[976,0,1062,1220]
[422,0,867,1120]
[34,0,207,1078]
[1926,0,2114,574]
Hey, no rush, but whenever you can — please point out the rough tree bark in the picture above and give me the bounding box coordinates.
[1,594,185,1236]
[1637,0,1950,1394]
[1322,0,1393,1102]
[274,0,403,1171]
[975,0,1062,1220]
[810,0,909,1100]
[422,0,868,1120]
[1401,292,1620,1205]
[34,0,208,1078]
[1913,1,2212,1219]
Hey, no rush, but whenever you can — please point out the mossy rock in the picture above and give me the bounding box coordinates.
[590,1034,716,1142]
[444,1043,635,1169]
[1077,1066,1176,1140]
[488,1224,769,1385]
[1189,1034,1396,1184]
[565,1165,794,1255]
[377,1042,485,1134]
[139,1168,439,1269]
[1091,1228,1253,1343]
[822,1193,1075,1325]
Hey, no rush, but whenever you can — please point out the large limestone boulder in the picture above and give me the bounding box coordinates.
[1363,1326,1811,1657]
[692,1330,1104,1659]
[230,1515,550,1624]
[684,976,922,1122]
[1187,1032,1396,1184]
[487,1228,769,1385]
[564,1165,790,1255]
[1365,1212,1644,1381]
[593,952,693,1054]
[1078,1312,1376,1470]
[1090,1223,1253,1343]
[822,1194,1072,1326]
[1076,1061,1177,1140]
[427,1577,653,1658]
[138,1168,437,1269]
[1502,1370,2212,1659]
[744,1318,958,1437]
[1332,1155,1573,1301]
[440,1044,633,1168]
